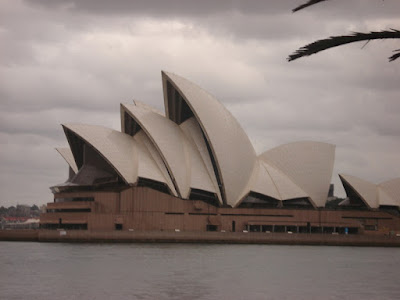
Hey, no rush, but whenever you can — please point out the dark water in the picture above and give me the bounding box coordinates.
[0,242,399,300]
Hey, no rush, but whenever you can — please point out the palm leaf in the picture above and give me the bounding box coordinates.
[288,29,400,61]
[389,49,400,62]
[292,0,329,12]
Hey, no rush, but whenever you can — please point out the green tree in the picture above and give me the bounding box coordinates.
[7,206,16,217]
[0,206,7,216]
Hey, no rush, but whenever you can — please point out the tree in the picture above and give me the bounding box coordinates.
[7,206,16,217]
[0,206,7,216]
[288,0,400,62]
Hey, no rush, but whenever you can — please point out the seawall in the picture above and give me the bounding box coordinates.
[2,230,400,247]
[0,229,39,241]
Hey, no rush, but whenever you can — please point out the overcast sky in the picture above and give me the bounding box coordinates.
[1,0,399,207]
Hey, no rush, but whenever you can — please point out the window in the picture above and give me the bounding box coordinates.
[364,225,377,231]
[287,226,297,233]
[274,225,286,233]
[323,227,335,234]
[261,225,273,232]
[206,225,218,232]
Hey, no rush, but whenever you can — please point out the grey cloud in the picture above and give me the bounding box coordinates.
[24,0,294,16]
[24,0,400,19]
[0,108,120,140]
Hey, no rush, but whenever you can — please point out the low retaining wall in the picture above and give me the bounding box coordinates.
[1,229,399,246]
[37,230,400,247]
[0,229,39,241]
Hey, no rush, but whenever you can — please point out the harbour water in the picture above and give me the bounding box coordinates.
[1,242,399,299]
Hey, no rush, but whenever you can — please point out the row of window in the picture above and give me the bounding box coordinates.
[206,224,360,234]
[54,197,94,203]
[46,208,91,213]
[40,224,88,230]
[246,224,359,234]
[40,222,361,234]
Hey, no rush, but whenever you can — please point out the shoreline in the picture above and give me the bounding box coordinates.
[1,229,400,247]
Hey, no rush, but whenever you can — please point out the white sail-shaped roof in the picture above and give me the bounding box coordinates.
[122,103,190,197]
[339,174,378,208]
[56,147,78,173]
[339,175,400,209]
[260,141,335,207]
[241,159,309,205]
[63,124,138,184]
[261,161,309,201]
[122,103,220,200]
[133,130,178,196]
[162,71,257,206]
[379,178,400,207]
[245,160,281,201]
[185,138,221,198]
[378,188,397,207]
[131,131,175,191]
[180,117,222,204]
[63,124,173,190]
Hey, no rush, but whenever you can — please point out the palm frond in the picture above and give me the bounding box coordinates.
[288,29,400,61]
[389,49,400,62]
[292,0,328,12]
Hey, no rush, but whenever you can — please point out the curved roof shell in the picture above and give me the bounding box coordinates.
[122,103,220,200]
[184,139,221,199]
[243,160,281,202]
[339,174,378,208]
[260,141,335,207]
[241,159,309,205]
[56,147,78,173]
[63,124,138,184]
[132,130,178,196]
[122,103,190,197]
[132,130,176,194]
[180,117,223,203]
[162,71,257,206]
[378,178,400,207]
[120,100,164,135]
[62,124,173,190]
[260,160,309,201]
[378,188,397,207]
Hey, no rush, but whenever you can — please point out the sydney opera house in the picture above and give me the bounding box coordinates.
[40,71,400,238]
